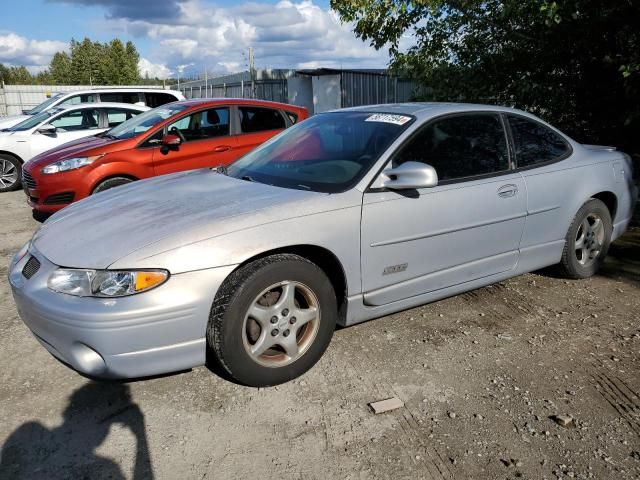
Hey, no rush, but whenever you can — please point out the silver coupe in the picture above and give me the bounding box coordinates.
[9,103,637,386]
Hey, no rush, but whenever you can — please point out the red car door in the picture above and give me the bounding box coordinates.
[233,105,288,158]
[152,106,238,176]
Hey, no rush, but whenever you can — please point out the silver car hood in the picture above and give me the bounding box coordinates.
[33,169,326,269]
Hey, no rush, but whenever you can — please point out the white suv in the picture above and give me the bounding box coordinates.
[0,88,184,130]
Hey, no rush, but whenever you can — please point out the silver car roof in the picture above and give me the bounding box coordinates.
[333,102,537,120]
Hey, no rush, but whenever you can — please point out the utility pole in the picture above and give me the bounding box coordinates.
[249,46,256,99]
[204,68,208,98]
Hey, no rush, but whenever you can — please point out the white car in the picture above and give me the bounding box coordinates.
[0,103,149,192]
[0,88,184,131]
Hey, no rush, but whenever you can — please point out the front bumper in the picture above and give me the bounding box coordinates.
[9,246,236,379]
[22,164,90,213]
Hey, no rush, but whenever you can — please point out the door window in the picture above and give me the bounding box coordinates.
[507,115,571,167]
[166,107,230,142]
[393,113,509,182]
[100,92,142,104]
[59,94,96,106]
[239,107,286,133]
[104,108,139,128]
[49,109,100,132]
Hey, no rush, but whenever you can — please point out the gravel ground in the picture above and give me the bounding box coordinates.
[1,189,639,480]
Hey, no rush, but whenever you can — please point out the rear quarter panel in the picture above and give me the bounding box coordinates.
[520,146,633,251]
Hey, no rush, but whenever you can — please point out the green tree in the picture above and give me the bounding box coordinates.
[124,41,141,83]
[49,51,72,84]
[332,0,640,155]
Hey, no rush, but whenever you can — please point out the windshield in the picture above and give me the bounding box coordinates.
[227,111,413,193]
[28,93,63,114]
[106,103,188,140]
[8,108,62,131]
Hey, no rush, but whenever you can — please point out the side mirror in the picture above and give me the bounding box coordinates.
[162,134,181,146]
[379,161,438,190]
[36,124,57,136]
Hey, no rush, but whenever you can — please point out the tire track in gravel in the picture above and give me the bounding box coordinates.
[345,340,455,480]
[460,281,539,325]
[590,365,640,437]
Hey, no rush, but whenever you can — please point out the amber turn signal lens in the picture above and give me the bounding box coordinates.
[134,271,168,292]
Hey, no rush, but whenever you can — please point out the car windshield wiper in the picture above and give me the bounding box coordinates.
[214,165,228,175]
[241,175,254,182]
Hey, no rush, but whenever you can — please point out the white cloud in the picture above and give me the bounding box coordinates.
[106,0,392,74]
[138,57,172,79]
[0,32,68,72]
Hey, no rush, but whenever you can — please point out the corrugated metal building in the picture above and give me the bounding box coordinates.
[173,68,417,114]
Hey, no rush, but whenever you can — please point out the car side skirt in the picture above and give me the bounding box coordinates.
[342,239,565,327]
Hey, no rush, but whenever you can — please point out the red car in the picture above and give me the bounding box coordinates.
[22,99,308,213]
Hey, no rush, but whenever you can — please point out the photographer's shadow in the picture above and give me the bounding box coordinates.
[1,382,153,480]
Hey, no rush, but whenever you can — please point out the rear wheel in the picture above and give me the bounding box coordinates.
[207,254,337,386]
[93,177,133,194]
[0,154,21,192]
[558,198,612,279]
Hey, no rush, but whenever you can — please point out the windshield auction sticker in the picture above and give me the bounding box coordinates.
[365,114,412,125]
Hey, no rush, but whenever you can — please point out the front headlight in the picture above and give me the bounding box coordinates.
[48,269,169,297]
[42,155,103,174]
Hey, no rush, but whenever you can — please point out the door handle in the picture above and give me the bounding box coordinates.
[213,145,232,153]
[497,184,518,198]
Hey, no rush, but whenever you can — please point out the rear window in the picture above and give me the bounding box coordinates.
[144,92,179,108]
[508,115,571,167]
[239,107,286,133]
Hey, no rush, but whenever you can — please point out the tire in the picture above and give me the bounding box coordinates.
[558,198,612,279]
[93,177,133,194]
[0,154,22,192]
[207,254,337,387]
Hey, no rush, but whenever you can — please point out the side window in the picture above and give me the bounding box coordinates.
[59,94,96,106]
[49,109,99,131]
[166,107,230,142]
[508,115,570,167]
[144,92,178,108]
[284,111,298,124]
[100,92,141,104]
[394,113,509,182]
[104,108,138,128]
[239,107,286,133]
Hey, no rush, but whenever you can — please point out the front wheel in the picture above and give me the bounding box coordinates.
[558,198,612,279]
[0,154,21,192]
[207,254,337,386]
[92,177,133,194]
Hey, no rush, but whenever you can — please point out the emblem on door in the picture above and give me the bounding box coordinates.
[383,263,408,275]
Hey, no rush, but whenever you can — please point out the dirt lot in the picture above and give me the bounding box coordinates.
[1,189,639,480]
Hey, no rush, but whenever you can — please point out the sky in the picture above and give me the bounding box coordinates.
[0,0,397,79]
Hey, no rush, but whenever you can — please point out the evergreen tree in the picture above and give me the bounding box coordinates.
[49,52,72,84]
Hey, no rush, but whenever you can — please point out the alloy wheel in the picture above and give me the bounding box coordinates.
[574,213,605,266]
[242,280,321,368]
[0,159,18,189]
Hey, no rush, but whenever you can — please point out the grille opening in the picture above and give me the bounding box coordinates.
[22,170,37,189]
[44,192,75,205]
[22,256,41,279]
